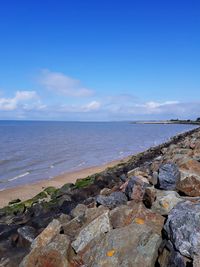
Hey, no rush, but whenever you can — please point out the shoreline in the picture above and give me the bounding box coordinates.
[0,125,199,208]
[132,120,200,125]
[0,156,131,208]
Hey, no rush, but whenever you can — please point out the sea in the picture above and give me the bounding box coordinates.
[0,121,197,190]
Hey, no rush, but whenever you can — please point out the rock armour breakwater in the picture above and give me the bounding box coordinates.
[1,126,200,266]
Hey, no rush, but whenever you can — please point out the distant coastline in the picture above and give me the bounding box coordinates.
[132,119,200,125]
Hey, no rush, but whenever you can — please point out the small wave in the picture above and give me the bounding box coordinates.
[77,161,86,167]
[0,187,6,191]
[8,172,30,182]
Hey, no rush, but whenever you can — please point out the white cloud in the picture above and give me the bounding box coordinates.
[82,101,101,112]
[59,100,101,113]
[0,91,40,111]
[133,101,180,114]
[39,69,93,97]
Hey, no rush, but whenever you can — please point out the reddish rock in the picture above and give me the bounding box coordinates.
[177,175,200,197]
[19,220,70,267]
[179,159,200,175]
[20,234,70,267]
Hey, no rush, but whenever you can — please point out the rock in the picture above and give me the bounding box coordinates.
[85,205,109,222]
[71,210,112,253]
[58,213,71,224]
[125,176,149,201]
[61,215,85,239]
[157,163,180,190]
[70,204,87,218]
[96,191,127,209]
[109,205,133,228]
[176,159,200,196]
[82,222,162,267]
[194,256,200,267]
[177,174,200,196]
[17,226,37,247]
[127,168,150,183]
[20,234,70,267]
[152,191,183,215]
[158,243,190,267]
[119,173,127,182]
[164,200,200,259]
[127,202,165,234]
[100,187,111,196]
[109,202,164,234]
[143,187,157,208]
[31,219,61,248]
[0,224,18,240]
[179,158,200,176]
[60,200,77,214]
[9,199,21,205]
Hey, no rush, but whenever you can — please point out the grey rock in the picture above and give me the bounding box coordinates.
[96,191,127,209]
[119,173,127,182]
[164,200,200,259]
[82,223,161,267]
[71,204,87,218]
[71,210,112,253]
[158,163,180,190]
[17,226,37,245]
[152,191,183,215]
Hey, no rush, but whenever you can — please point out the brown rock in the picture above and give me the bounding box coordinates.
[20,234,70,267]
[127,202,165,234]
[31,219,61,248]
[100,188,111,196]
[177,175,200,197]
[110,202,164,234]
[143,187,157,208]
[179,158,200,175]
[109,205,133,228]
[19,219,70,267]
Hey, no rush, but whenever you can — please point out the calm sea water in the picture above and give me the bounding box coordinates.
[0,121,197,190]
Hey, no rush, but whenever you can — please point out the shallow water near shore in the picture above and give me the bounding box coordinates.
[0,121,197,190]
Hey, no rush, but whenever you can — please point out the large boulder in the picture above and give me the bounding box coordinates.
[20,234,70,267]
[31,219,61,249]
[71,210,112,253]
[152,191,183,215]
[164,200,200,259]
[176,159,200,196]
[157,163,180,190]
[109,202,164,234]
[96,191,127,209]
[82,222,162,267]
[179,158,200,176]
[20,219,70,267]
[124,176,149,201]
[177,174,200,197]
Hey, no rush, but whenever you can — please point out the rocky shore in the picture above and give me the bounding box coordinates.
[1,126,200,267]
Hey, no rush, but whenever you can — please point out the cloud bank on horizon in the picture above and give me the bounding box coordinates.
[0,69,199,121]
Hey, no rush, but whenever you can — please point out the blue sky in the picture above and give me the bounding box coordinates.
[0,0,200,120]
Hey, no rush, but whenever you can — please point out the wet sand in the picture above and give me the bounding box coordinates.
[0,156,130,208]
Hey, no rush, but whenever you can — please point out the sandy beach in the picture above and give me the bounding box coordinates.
[0,156,130,208]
